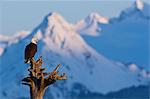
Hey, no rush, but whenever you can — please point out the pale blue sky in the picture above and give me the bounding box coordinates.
[0,0,149,35]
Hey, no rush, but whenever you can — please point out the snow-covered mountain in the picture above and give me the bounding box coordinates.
[78,0,150,70]
[110,0,149,22]
[0,31,29,56]
[74,12,108,36]
[0,11,149,99]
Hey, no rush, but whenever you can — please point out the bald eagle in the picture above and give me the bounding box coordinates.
[24,37,38,63]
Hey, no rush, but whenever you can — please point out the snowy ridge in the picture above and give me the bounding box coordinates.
[0,31,29,42]
[127,63,150,79]
[79,0,149,72]
[74,0,149,38]
[0,31,29,56]
[116,0,150,22]
[74,12,109,36]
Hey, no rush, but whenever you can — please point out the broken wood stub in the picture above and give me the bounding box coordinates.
[22,56,67,99]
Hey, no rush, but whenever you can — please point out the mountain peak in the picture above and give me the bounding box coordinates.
[135,0,144,10]
[44,12,62,19]
[86,12,109,24]
[29,12,73,40]
[42,12,72,31]
[42,12,66,25]
[74,12,108,36]
[88,12,101,18]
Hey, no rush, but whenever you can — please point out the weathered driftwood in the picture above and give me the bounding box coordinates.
[22,56,67,99]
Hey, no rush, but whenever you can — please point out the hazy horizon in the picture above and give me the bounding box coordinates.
[1,0,149,36]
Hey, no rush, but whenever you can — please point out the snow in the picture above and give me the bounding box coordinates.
[140,69,147,78]
[0,10,149,99]
[0,48,4,56]
[80,0,150,71]
[74,12,109,36]
[135,0,144,10]
[147,72,150,78]
[34,30,43,40]
[0,31,29,42]
[128,64,138,72]
[0,31,29,56]
[0,35,10,41]
[88,12,109,24]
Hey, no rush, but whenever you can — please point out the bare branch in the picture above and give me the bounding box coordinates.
[22,56,67,99]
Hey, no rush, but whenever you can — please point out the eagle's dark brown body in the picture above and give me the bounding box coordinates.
[24,43,37,63]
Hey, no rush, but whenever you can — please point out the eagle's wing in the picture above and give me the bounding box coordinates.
[25,43,37,60]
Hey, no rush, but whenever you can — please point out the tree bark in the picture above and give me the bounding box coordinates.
[22,56,67,99]
[30,86,45,99]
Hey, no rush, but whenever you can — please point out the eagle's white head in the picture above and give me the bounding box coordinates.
[31,37,38,44]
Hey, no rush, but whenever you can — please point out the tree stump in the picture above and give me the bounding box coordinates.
[22,56,67,99]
